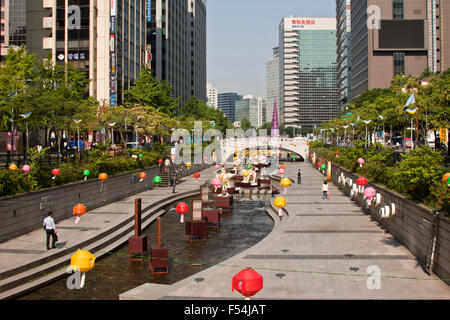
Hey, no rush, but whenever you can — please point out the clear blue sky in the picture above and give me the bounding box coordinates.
[206,0,336,98]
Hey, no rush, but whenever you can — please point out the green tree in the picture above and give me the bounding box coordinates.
[240,117,252,131]
[124,68,178,116]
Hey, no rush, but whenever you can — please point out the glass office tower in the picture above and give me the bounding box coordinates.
[297,27,339,128]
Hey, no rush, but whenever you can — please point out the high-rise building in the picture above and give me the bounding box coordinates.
[1,0,147,107]
[234,95,259,128]
[257,97,266,128]
[279,17,339,128]
[146,0,207,112]
[206,82,218,109]
[217,92,242,122]
[350,0,450,100]
[1,0,27,61]
[336,0,352,108]
[265,46,279,124]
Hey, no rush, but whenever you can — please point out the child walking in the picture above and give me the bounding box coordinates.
[322,180,329,200]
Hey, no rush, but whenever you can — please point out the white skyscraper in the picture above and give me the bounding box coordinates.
[279,17,338,128]
[206,83,218,109]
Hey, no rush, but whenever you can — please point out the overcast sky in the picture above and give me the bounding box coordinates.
[206,0,336,98]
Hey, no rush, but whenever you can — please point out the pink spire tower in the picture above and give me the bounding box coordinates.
[271,100,280,137]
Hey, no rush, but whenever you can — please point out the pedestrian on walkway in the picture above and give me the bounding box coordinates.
[43,212,57,250]
[169,161,179,193]
[297,169,302,184]
[322,180,329,200]
[164,157,170,173]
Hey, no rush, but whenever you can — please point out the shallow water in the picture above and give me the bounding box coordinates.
[17,193,273,300]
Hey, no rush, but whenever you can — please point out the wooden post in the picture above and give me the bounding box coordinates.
[157,217,162,249]
[134,198,142,237]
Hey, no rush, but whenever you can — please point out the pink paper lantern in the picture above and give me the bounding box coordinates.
[358,158,364,167]
[364,187,376,198]
[278,168,285,175]
[215,164,220,169]
[212,178,221,187]
[22,165,30,173]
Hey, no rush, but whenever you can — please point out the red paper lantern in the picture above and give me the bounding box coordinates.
[158,159,163,164]
[232,268,263,299]
[52,168,60,176]
[356,177,368,186]
[176,202,189,223]
[193,172,200,179]
[280,164,286,169]
[317,162,322,168]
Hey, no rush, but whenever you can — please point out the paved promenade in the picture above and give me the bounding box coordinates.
[120,161,450,300]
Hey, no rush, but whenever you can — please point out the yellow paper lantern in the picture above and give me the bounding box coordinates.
[280,178,291,188]
[186,162,191,167]
[274,196,286,208]
[8,163,17,171]
[70,249,96,273]
[242,170,249,177]
[233,157,237,161]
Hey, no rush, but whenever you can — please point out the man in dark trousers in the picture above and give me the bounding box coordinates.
[43,212,57,250]
[297,169,302,184]
[169,160,179,193]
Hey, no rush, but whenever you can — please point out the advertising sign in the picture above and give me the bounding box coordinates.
[110,93,116,107]
[110,0,116,16]
[110,34,115,52]
[147,0,151,22]
[110,16,116,33]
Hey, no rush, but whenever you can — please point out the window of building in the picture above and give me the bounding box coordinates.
[393,52,405,76]
[393,0,404,19]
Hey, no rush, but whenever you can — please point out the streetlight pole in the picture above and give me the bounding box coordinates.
[20,112,32,163]
[108,122,116,146]
[73,119,82,159]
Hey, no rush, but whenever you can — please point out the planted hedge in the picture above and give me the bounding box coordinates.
[310,141,449,214]
[0,145,162,197]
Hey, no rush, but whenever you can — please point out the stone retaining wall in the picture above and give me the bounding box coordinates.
[312,154,449,285]
[0,164,208,243]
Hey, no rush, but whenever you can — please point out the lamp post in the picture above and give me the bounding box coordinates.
[108,122,117,146]
[342,125,348,146]
[20,112,32,163]
[378,115,385,145]
[73,119,82,159]
[362,120,372,147]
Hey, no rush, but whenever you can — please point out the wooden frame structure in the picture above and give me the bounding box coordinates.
[185,198,207,241]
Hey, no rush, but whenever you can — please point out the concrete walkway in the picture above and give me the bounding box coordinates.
[120,162,450,299]
[0,166,219,299]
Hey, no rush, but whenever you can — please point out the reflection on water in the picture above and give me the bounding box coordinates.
[18,193,273,300]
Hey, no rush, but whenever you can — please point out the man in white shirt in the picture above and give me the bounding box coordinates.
[43,212,57,250]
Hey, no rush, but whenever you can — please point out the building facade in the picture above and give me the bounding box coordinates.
[234,95,259,128]
[1,0,27,60]
[146,0,207,113]
[336,0,352,108]
[217,92,241,122]
[350,0,450,100]
[265,46,279,125]
[206,82,218,109]
[1,0,147,107]
[279,17,339,128]
[257,96,266,128]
